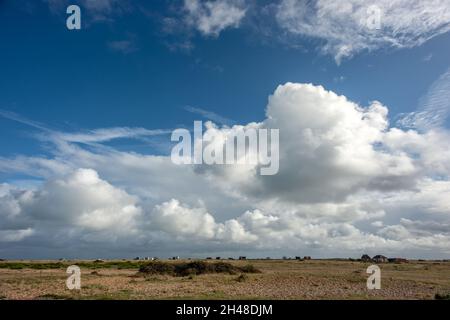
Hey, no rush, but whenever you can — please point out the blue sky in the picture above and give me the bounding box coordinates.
[1,0,450,259]
[1,0,449,159]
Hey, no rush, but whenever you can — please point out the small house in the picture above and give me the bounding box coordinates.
[372,255,388,263]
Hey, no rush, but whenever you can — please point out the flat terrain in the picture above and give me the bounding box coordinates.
[1,260,450,300]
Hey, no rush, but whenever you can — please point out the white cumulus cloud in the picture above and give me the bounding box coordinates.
[184,0,247,36]
[2,83,450,258]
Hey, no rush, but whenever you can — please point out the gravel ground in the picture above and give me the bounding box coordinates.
[1,260,449,300]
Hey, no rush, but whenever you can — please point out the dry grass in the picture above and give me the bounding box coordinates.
[1,259,449,300]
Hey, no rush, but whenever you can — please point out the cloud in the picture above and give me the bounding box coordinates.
[0,109,51,132]
[0,109,171,147]
[150,199,256,243]
[397,68,450,130]
[275,0,450,63]
[45,0,119,13]
[82,0,117,12]
[184,106,235,126]
[107,39,138,54]
[2,83,450,258]
[150,199,217,239]
[41,1,450,61]
[199,83,415,204]
[3,169,142,233]
[54,127,171,144]
[0,229,34,242]
[184,0,247,36]
[423,53,433,62]
[44,0,130,23]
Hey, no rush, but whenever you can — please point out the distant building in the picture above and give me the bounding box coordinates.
[388,258,408,263]
[372,255,388,263]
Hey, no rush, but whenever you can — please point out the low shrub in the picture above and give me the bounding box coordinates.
[138,261,261,277]
[435,292,450,300]
[235,274,248,282]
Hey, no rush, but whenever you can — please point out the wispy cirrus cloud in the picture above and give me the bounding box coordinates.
[54,127,171,144]
[44,0,131,23]
[397,68,450,130]
[275,0,450,63]
[42,1,450,62]
[107,38,138,54]
[0,109,52,132]
[0,109,170,145]
[45,0,120,14]
[184,106,235,126]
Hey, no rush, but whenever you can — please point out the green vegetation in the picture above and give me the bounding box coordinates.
[0,262,66,270]
[0,260,146,270]
[138,261,261,277]
[38,293,74,300]
[435,292,450,300]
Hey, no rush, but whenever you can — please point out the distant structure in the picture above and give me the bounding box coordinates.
[372,255,389,263]
[134,257,159,261]
[361,254,372,262]
[388,258,409,263]
[239,256,247,260]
